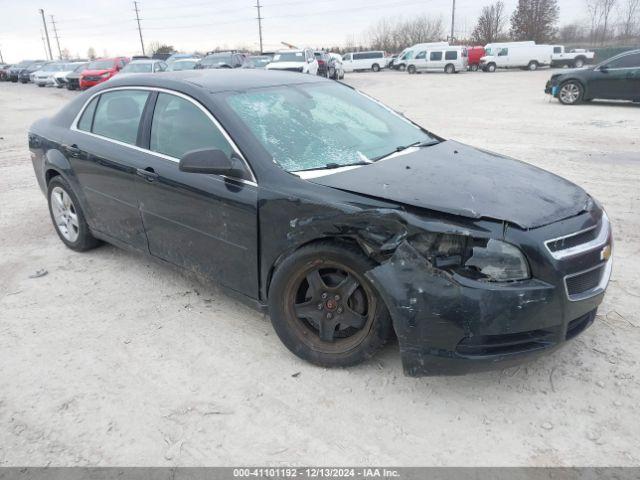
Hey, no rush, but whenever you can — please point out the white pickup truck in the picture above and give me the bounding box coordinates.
[551,46,595,68]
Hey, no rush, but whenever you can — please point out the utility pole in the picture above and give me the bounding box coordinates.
[255,0,264,54]
[133,1,146,56]
[40,30,49,60]
[50,15,62,59]
[39,9,53,61]
[450,0,456,43]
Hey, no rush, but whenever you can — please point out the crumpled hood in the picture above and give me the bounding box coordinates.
[309,140,591,229]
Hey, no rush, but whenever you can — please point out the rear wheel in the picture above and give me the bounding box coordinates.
[371,63,380,72]
[47,176,100,251]
[444,63,455,74]
[573,57,585,68]
[268,242,392,368]
[528,61,539,71]
[558,81,584,105]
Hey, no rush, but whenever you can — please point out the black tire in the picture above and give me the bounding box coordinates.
[486,63,496,72]
[444,63,455,74]
[268,242,392,368]
[398,64,406,71]
[371,63,380,72]
[528,61,539,71]
[470,64,478,72]
[557,80,584,105]
[407,65,416,74]
[67,84,76,91]
[47,176,100,252]
[573,57,585,68]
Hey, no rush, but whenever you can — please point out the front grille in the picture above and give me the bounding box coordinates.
[83,76,101,81]
[547,227,598,252]
[566,310,596,340]
[565,264,605,296]
[456,329,556,357]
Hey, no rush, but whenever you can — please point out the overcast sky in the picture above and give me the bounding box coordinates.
[1,0,585,62]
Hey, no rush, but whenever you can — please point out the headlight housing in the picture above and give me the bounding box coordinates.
[100,72,111,78]
[409,233,530,282]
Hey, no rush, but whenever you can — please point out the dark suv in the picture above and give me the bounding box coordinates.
[545,49,640,105]
[8,60,45,82]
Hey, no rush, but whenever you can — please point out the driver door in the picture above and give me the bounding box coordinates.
[134,91,259,297]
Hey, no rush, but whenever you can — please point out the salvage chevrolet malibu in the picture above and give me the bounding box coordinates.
[28,70,612,376]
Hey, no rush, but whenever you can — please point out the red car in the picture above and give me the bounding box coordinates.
[466,46,485,71]
[79,57,129,89]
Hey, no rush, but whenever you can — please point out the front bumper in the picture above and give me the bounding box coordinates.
[366,214,611,376]
[79,77,109,89]
[545,80,559,96]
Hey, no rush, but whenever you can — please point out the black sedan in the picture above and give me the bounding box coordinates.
[546,49,640,105]
[28,70,612,376]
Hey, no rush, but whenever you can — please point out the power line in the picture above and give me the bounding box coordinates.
[38,9,53,60]
[255,0,264,54]
[50,15,63,59]
[133,1,146,56]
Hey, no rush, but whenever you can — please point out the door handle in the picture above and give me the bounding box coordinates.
[63,144,81,158]
[136,167,159,182]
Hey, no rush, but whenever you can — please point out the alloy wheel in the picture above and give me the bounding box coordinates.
[50,186,79,242]
[559,83,581,104]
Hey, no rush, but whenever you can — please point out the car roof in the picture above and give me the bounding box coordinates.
[104,68,325,93]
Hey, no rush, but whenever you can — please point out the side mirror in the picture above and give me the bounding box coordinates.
[599,65,609,73]
[179,148,242,176]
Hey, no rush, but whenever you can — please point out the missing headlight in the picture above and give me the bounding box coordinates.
[464,239,530,282]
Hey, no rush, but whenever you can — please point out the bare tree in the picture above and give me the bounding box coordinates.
[366,15,444,52]
[619,0,640,38]
[586,0,603,44]
[510,0,560,42]
[600,0,617,43]
[87,47,96,60]
[471,1,508,44]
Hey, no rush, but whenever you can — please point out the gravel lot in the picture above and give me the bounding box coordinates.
[1,70,639,467]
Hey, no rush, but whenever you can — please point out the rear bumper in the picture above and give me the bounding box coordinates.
[367,238,609,376]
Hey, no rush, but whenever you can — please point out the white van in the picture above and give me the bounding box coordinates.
[406,46,468,74]
[394,42,449,70]
[481,42,553,71]
[342,51,388,72]
[484,41,534,57]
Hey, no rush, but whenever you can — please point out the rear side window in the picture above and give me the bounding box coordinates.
[91,90,149,145]
[150,92,232,159]
[554,47,562,54]
[445,51,458,60]
[77,96,99,132]
[430,51,443,61]
[607,53,640,68]
[353,53,364,60]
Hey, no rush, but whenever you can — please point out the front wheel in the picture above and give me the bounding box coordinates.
[407,65,416,74]
[485,63,496,72]
[268,242,392,368]
[558,81,584,105]
[47,176,100,251]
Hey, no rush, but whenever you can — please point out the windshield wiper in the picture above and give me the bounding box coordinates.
[371,139,439,162]
[295,161,370,173]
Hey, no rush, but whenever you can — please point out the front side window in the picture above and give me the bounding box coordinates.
[606,53,640,69]
[91,90,149,145]
[430,51,443,61]
[445,51,458,60]
[498,48,508,56]
[415,51,426,60]
[150,93,232,160]
[225,83,436,172]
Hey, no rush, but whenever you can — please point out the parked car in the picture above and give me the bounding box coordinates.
[387,55,399,69]
[551,46,595,68]
[481,42,553,72]
[52,62,87,88]
[33,62,81,87]
[65,63,89,90]
[314,51,331,77]
[342,51,388,72]
[393,43,450,71]
[247,55,273,69]
[166,53,200,65]
[466,46,485,71]
[167,58,200,71]
[7,60,44,82]
[0,63,13,81]
[197,52,248,69]
[545,49,640,105]
[328,53,345,80]
[79,57,129,89]
[117,59,167,76]
[19,60,50,83]
[265,49,318,75]
[28,69,612,377]
[407,46,468,74]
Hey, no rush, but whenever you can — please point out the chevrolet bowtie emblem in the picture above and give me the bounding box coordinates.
[601,244,612,261]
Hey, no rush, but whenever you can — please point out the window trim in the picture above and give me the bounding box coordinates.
[70,86,257,186]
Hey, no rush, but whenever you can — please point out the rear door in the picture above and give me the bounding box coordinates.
[134,90,259,297]
[414,50,427,70]
[67,88,151,249]
[429,51,444,71]
[591,53,640,100]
